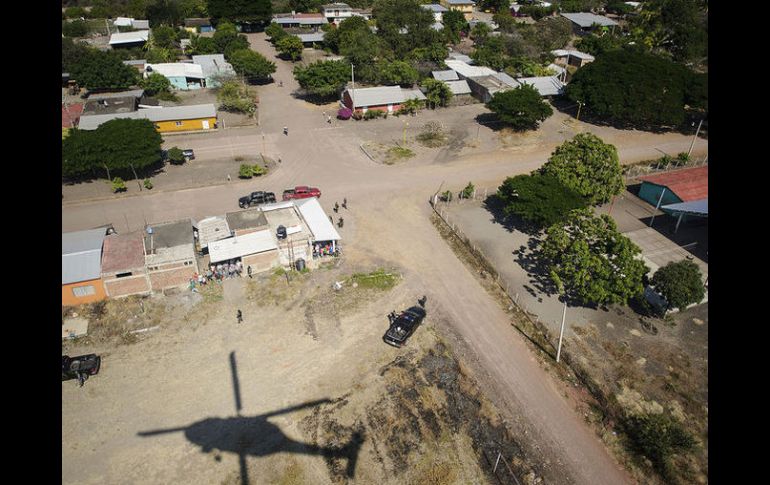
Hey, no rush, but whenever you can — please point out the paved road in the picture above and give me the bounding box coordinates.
[63,33,709,485]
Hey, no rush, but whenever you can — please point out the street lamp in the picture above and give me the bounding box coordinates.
[575,101,584,122]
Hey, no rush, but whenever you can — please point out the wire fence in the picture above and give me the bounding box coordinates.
[623,154,708,181]
[483,447,524,485]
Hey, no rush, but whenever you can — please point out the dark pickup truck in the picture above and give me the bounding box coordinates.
[383,306,426,348]
[62,354,101,387]
[282,185,321,201]
[239,191,277,208]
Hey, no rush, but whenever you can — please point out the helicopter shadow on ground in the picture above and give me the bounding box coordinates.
[137,352,365,485]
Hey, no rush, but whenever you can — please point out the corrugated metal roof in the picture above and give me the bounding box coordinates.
[109,30,149,45]
[445,80,472,95]
[447,53,473,64]
[446,0,475,4]
[444,59,496,79]
[638,166,708,202]
[561,13,618,27]
[114,17,134,27]
[88,89,145,100]
[273,16,327,25]
[79,104,217,130]
[346,86,404,108]
[491,71,519,88]
[516,76,565,96]
[192,54,235,78]
[145,62,205,79]
[62,228,107,284]
[422,4,448,12]
[208,230,278,264]
[132,20,149,29]
[297,32,325,42]
[432,70,459,81]
[101,231,146,274]
[402,88,427,101]
[295,198,341,241]
[661,198,708,217]
[551,49,594,61]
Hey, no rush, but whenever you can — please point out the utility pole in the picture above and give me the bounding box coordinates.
[687,118,703,158]
[649,188,667,227]
[575,101,584,122]
[556,301,567,363]
[350,63,355,112]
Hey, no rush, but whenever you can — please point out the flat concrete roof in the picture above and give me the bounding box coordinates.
[145,219,194,250]
[225,208,269,231]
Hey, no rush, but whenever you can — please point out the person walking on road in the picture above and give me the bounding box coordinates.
[333,202,339,213]
[342,198,347,209]
[237,309,243,324]
[283,126,288,136]
[338,217,344,228]
[247,265,253,279]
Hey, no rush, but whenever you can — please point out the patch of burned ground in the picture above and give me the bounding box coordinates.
[299,339,540,485]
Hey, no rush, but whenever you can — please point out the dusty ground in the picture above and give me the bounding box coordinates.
[62,263,539,485]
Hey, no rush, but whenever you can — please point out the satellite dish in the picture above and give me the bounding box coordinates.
[146,227,153,234]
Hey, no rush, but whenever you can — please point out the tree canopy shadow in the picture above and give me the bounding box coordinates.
[137,351,364,485]
[474,112,509,132]
[483,195,542,237]
[512,236,559,298]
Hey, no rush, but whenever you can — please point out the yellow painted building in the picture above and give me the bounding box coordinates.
[78,104,218,133]
[441,0,475,20]
[153,116,218,133]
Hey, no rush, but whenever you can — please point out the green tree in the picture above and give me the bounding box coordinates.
[239,164,254,178]
[213,24,251,56]
[623,413,697,479]
[539,133,623,205]
[228,49,276,82]
[373,0,436,58]
[422,78,453,108]
[566,49,701,129]
[167,146,186,164]
[478,0,510,12]
[293,60,350,99]
[650,260,705,311]
[62,119,163,180]
[63,19,89,38]
[152,25,178,49]
[70,50,139,90]
[265,22,288,42]
[470,22,492,43]
[289,0,322,12]
[207,0,272,24]
[631,0,707,62]
[65,6,88,18]
[559,0,601,12]
[377,60,418,86]
[486,84,553,132]
[575,33,628,56]
[127,0,150,18]
[276,35,304,61]
[541,209,649,306]
[146,46,178,63]
[216,80,257,115]
[496,174,587,227]
[189,34,218,54]
[140,72,172,95]
[442,9,468,43]
[492,12,516,33]
[179,0,208,17]
[471,35,507,70]
[63,38,91,73]
[146,0,183,27]
[90,0,115,19]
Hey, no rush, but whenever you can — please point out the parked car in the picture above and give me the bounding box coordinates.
[383,306,426,348]
[282,185,321,201]
[62,354,101,387]
[239,191,276,208]
[182,149,195,160]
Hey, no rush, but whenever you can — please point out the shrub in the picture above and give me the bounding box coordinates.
[440,190,453,202]
[337,107,352,120]
[144,178,153,189]
[364,110,384,120]
[623,413,697,479]
[252,164,266,176]
[675,152,690,166]
[112,177,127,193]
[239,164,253,178]
[352,111,363,120]
[651,260,705,311]
[63,19,90,38]
[460,182,475,199]
[167,147,185,164]
[416,121,447,147]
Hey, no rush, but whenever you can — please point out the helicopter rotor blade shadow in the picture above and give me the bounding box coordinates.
[137,426,189,437]
[239,452,249,485]
[230,351,242,415]
[260,398,333,419]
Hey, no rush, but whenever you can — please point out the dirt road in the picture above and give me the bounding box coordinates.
[63,33,709,485]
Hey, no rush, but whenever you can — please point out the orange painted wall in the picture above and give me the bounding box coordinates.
[62,278,107,307]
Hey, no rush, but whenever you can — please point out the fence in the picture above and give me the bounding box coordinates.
[483,446,524,485]
[623,154,708,181]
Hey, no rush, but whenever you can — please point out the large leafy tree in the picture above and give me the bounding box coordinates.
[477,0,510,12]
[631,0,707,62]
[377,60,418,86]
[289,0,322,12]
[276,35,304,61]
[265,22,288,42]
[179,0,208,17]
[486,84,553,132]
[228,49,276,81]
[565,49,703,129]
[62,119,163,180]
[214,22,251,56]
[651,260,705,311]
[422,79,453,108]
[442,9,468,44]
[146,0,183,27]
[541,209,649,306]
[70,50,139,90]
[62,38,91,73]
[539,133,623,205]
[189,34,218,54]
[496,174,587,228]
[63,19,89,38]
[216,80,257,115]
[293,60,350,99]
[139,72,172,95]
[471,35,507,70]
[151,25,178,49]
[373,0,436,58]
[207,0,272,24]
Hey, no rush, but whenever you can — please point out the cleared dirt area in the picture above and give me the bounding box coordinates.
[62,262,541,485]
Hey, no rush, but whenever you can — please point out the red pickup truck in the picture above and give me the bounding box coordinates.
[282,185,321,201]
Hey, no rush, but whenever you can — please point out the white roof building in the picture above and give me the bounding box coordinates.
[145,63,205,79]
[295,198,341,242]
[432,70,460,81]
[445,80,472,95]
[109,30,150,46]
[444,59,496,79]
[561,12,619,28]
[516,76,565,96]
[208,230,278,264]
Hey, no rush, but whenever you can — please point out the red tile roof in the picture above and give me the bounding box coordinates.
[101,231,146,274]
[62,103,83,128]
[638,166,708,202]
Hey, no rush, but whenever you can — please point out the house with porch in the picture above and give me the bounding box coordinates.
[340,85,427,114]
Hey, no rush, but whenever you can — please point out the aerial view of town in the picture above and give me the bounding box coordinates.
[61,0,708,484]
